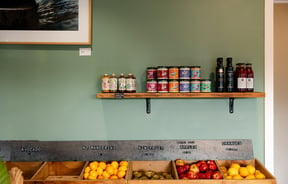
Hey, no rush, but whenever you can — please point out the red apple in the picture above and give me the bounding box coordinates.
[206,160,215,165]
[177,166,187,174]
[199,163,208,172]
[184,164,190,171]
[197,173,206,179]
[212,171,223,179]
[190,164,200,173]
[186,171,198,179]
[205,170,213,179]
[196,160,206,167]
[208,163,217,171]
[179,173,188,179]
[175,159,185,167]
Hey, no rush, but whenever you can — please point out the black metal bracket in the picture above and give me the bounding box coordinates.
[229,98,235,114]
[146,98,151,114]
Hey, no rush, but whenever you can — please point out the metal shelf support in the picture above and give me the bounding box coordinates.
[229,98,235,114]
[146,98,151,114]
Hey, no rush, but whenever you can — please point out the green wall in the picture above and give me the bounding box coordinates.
[0,0,265,161]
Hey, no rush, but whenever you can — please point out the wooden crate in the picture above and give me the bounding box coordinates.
[217,159,277,184]
[5,161,44,180]
[127,160,177,184]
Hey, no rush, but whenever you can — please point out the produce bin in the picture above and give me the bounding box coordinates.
[5,161,44,180]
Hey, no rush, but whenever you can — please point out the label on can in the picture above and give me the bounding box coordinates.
[191,79,200,92]
[201,80,211,92]
[180,80,190,92]
[179,66,191,79]
[146,80,157,92]
[146,67,157,80]
[169,67,179,79]
[157,66,168,79]
[191,66,201,79]
[169,80,179,93]
[157,80,168,93]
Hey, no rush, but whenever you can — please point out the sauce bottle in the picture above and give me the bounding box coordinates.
[126,73,136,93]
[225,57,234,92]
[216,57,224,92]
[101,74,110,93]
[236,63,247,92]
[118,73,126,93]
[246,63,254,92]
[109,73,118,93]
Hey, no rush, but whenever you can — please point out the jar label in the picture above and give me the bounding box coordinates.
[247,78,254,89]
[109,78,118,91]
[191,68,200,79]
[179,69,190,79]
[102,78,110,91]
[180,81,190,92]
[191,82,200,92]
[118,78,126,91]
[146,81,157,92]
[126,78,136,91]
[169,81,179,92]
[237,78,247,89]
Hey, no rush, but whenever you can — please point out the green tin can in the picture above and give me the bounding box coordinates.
[200,79,211,92]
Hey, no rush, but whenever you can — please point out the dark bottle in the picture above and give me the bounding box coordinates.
[216,57,225,92]
[126,73,136,93]
[118,73,126,93]
[225,57,234,92]
[246,63,254,92]
[236,63,247,92]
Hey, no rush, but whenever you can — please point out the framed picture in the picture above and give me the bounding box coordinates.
[0,0,92,45]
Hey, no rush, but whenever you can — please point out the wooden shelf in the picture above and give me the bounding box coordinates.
[96,92,265,99]
[96,92,265,114]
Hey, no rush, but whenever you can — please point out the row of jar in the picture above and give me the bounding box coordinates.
[147,79,211,93]
[147,66,201,80]
[102,73,136,93]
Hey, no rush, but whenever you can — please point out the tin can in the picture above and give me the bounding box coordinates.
[191,66,201,79]
[146,80,157,93]
[179,66,191,79]
[146,67,157,80]
[157,80,168,93]
[179,79,190,93]
[169,79,179,93]
[169,66,179,79]
[157,66,168,79]
[191,79,200,92]
[201,79,211,92]
[101,74,110,93]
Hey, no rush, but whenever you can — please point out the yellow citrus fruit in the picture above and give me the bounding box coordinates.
[106,166,115,175]
[239,167,249,177]
[113,168,118,175]
[96,167,103,176]
[89,170,98,178]
[120,161,129,167]
[98,175,104,180]
[246,165,256,175]
[228,167,239,176]
[84,166,91,173]
[102,171,110,179]
[117,170,126,178]
[110,175,118,179]
[230,163,241,169]
[111,161,119,169]
[118,165,128,171]
[232,175,243,180]
[88,175,97,180]
[83,172,89,179]
[245,174,256,179]
[225,175,233,179]
[255,173,266,179]
[98,161,107,170]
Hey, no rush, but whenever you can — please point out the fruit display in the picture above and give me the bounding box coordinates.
[83,160,128,180]
[131,170,174,180]
[220,162,266,180]
[175,159,223,179]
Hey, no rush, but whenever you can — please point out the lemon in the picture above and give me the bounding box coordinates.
[230,163,241,169]
[225,175,233,179]
[246,164,256,175]
[228,167,239,176]
[232,175,243,180]
[245,174,256,179]
[255,173,266,179]
[239,167,249,177]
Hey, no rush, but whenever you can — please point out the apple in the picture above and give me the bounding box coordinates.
[197,173,206,179]
[205,170,213,179]
[177,166,187,174]
[199,163,208,172]
[179,173,188,179]
[184,164,190,171]
[190,164,200,173]
[186,171,198,179]
[208,163,217,171]
[212,171,223,179]
[206,160,215,165]
[196,160,206,167]
[175,159,185,167]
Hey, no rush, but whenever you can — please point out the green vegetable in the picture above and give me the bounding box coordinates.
[0,161,10,184]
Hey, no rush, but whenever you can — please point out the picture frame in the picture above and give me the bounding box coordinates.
[0,0,92,45]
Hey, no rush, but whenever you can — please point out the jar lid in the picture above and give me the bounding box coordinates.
[179,66,190,68]
[191,66,201,68]
[169,66,179,68]
[147,67,157,69]
[157,66,168,68]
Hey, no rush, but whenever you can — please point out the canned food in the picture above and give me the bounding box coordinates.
[179,66,191,79]
[169,79,179,93]
[169,66,179,79]
[191,66,201,79]
[191,79,200,92]
[157,66,168,79]
[146,80,157,93]
[201,79,211,92]
[157,80,168,93]
[146,67,157,80]
[180,79,190,93]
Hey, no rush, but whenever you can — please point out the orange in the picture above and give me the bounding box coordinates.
[110,175,118,179]
[232,175,243,180]
[102,171,110,179]
[239,167,249,177]
[111,161,119,169]
[106,166,115,175]
[246,165,256,175]
[117,170,126,178]
[118,165,128,171]
[88,175,97,180]
[120,160,129,167]
[89,170,98,178]
[245,174,256,179]
[83,172,89,179]
[89,162,98,171]
[96,167,103,176]
[98,161,107,170]
[84,166,91,173]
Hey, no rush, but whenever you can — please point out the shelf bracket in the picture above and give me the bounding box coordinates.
[146,98,151,114]
[229,98,235,114]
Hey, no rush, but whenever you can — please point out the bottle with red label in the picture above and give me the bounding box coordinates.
[246,63,254,92]
[236,63,247,92]
[101,74,110,93]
